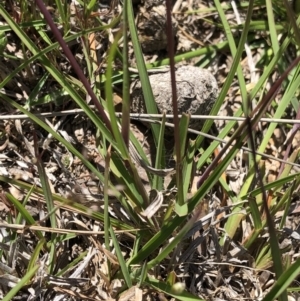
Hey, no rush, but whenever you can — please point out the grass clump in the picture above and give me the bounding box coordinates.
[0,0,300,300]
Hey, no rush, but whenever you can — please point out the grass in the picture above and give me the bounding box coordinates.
[0,0,300,300]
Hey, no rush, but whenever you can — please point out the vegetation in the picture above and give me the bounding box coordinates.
[0,0,300,300]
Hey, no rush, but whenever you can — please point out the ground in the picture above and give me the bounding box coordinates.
[0,1,300,300]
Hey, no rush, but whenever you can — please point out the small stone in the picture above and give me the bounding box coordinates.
[131,65,218,131]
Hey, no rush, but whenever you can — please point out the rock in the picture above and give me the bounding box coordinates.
[130,65,218,131]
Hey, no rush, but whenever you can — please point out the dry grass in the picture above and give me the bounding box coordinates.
[1,1,300,300]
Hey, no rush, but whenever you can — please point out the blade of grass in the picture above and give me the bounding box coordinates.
[24,72,50,109]
[55,250,88,277]
[2,265,39,301]
[262,257,300,301]
[174,113,190,215]
[105,29,129,158]
[55,0,67,30]
[146,208,202,270]
[34,0,114,132]
[127,0,160,146]
[104,145,112,281]
[266,0,280,54]
[122,0,130,147]
[153,112,166,190]
[248,173,300,199]
[145,277,205,301]
[27,238,45,272]
[195,0,253,151]
[213,0,249,114]
[33,136,56,230]
[109,226,132,287]
[5,193,44,240]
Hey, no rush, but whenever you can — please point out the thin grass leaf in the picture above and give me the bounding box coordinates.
[248,173,300,199]
[24,71,50,109]
[146,210,201,270]
[55,250,88,277]
[248,195,263,231]
[35,155,58,274]
[175,113,190,215]
[122,0,130,147]
[54,0,68,33]
[87,0,97,12]
[181,139,196,200]
[104,25,150,210]
[214,0,249,113]
[105,29,129,158]
[147,39,230,69]
[196,0,252,149]
[27,238,45,273]
[5,193,44,240]
[224,47,300,240]
[145,277,205,301]
[152,113,167,190]
[2,265,39,301]
[262,257,300,301]
[34,149,57,230]
[279,179,298,229]
[15,185,35,225]
[109,225,132,287]
[256,243,272,270]
[238,64,300,200]
[109,152,146,210]
[266,0,280,54]
[104,145,112,281]
[81,35,93,82]
[127,0,160,146]
[196,107,243,170]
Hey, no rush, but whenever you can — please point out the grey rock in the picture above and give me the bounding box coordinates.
[131,65,218,131]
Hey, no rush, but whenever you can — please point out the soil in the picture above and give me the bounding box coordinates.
[0,1,300,300]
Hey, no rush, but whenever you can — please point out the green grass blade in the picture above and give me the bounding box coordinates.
[2,265,39,301]
[262,257,300,301]
[105,30,129,159]
[5,193,44,240]
[145,277,205,301]
[175,113,190,215]
[27,238,45,272]
[266,0,279,54]
[146,211,200,270]
[127,0,160,146]
[153,113,166,190]
[122,0,130,147]
[109,225,132,287]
